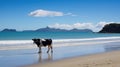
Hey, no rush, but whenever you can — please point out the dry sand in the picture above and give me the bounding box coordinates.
[25,50,120,67]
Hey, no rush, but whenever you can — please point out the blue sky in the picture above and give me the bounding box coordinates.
[0,0,120,31]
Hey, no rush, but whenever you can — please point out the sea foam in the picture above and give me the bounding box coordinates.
[0,37,120,50]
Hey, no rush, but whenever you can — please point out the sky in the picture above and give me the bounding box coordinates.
[0,0,120,32]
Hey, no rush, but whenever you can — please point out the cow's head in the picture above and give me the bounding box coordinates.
[32,38,41,47]
[32,38,40,43]
[32,38,36,44]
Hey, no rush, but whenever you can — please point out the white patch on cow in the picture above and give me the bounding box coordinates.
[41,39,46,41]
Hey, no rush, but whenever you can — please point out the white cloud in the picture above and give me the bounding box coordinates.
[65,13,77,16]
[49,23,73,30]
[29,9,76,17]
[48,22,114,32]
[29,9,63,17]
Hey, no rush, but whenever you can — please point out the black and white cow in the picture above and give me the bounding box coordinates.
[32,38,53,53]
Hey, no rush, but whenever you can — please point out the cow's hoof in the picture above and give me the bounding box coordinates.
[47,51,49,53]
[38,51,41,53]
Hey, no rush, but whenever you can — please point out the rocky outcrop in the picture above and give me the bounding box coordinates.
[99,23,120,33]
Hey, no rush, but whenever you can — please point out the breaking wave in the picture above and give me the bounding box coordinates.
[0,37,120,50]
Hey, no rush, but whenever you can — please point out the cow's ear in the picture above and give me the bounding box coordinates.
[38,39,40,41]
[32,38,36,41]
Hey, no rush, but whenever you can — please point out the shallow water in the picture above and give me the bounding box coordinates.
[0,41,120,67]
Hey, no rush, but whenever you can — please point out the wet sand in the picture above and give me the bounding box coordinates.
[25,50,120,67]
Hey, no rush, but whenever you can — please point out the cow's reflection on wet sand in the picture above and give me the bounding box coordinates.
[38,53,53,63]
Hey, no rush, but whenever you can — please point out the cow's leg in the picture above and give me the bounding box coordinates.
[51,46,53,53]
[47,45,50,53]
[38,46,42,53]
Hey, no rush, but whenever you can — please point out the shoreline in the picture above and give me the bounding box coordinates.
[0,41,120,67]
[25,50,120,67]
[0,36,120,51]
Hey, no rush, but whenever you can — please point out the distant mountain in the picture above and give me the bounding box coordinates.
[99,23,120,33]
[0,27,93,33]
[36,26,93,32]
[22,30,34,32]
[35,26,67,32]
[1,28,17,32]
[69,28,93,32]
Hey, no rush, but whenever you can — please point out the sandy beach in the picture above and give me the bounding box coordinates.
[26,50,120,67]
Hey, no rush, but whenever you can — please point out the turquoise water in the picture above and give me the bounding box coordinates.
[0,31,120,67]
[0,31,120,40]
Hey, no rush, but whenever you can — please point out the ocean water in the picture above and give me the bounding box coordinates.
[0,31,120,67]
[0,31,120,50]
[0,31,120,40]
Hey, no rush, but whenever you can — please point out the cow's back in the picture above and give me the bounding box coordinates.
[42,39,52,46]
